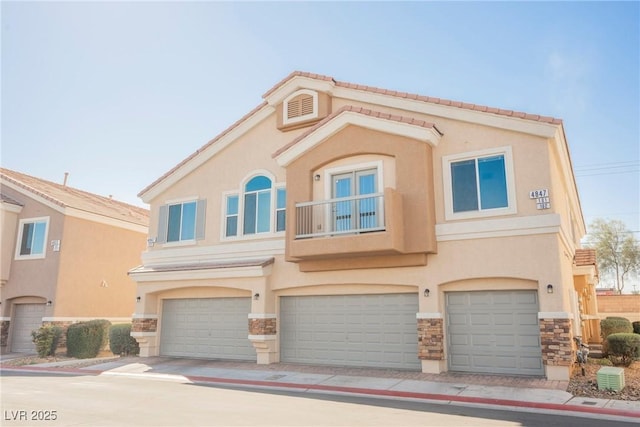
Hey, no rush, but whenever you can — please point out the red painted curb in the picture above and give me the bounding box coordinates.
[3,365,639,419]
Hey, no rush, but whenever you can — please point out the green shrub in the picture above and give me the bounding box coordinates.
[633,321,640,335]
[607,333,640,366]
[66,319,112,359]
[31,325,63,357]
[600,317,633,356]
[108,324,139,356]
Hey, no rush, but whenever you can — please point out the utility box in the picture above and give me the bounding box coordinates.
[597,367,625,391]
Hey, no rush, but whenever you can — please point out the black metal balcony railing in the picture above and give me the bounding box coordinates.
[295,193,385,238]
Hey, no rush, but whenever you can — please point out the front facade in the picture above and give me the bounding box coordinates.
[131,72,592,380]
[0,169,149,353]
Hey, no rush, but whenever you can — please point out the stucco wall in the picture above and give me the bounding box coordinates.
[597,295,640,322]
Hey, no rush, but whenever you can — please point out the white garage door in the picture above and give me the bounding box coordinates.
[281,294,420,370]
[11,304,45,353]
[160,298,255,361]
[446,290,543,376]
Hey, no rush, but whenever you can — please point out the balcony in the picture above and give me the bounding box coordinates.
[288,188,405,260]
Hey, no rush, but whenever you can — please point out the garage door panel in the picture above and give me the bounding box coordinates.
[281,294,420,370]
[160,298,255,361]
[11,304,46,353]
[446,290,543,376]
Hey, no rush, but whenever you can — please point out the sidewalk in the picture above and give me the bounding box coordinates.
[2,354,639,421]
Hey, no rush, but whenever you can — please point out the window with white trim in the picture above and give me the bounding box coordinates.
[283,89,318,125]
[443,147,516,220]
[158,199,206,244]
[15,217,49,259]
[223,175,286,238]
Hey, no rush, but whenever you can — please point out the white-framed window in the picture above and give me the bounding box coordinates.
[442,146,516,220]
[223,174,286,239]
[157,199,206,244]
[324,161,385,233]
[15,217,49,259]
[283,89,318,125]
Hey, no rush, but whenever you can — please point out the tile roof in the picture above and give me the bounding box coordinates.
[0,168,149,227]
[140,71,563,197]
[129,257,274,274]
[264,71,563,125]
[272,105,443,158]
[0,192,23,206]
[137,101,269,198]
[574,248,597,267]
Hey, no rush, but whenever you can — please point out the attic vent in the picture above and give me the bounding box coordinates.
[287,94,314,120]
[283,89,319,125]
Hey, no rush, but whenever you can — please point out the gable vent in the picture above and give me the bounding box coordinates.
[287,94,314,120]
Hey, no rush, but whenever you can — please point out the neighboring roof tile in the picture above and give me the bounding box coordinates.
[575,248,597,267]
[0,192,23,206]
[263,71,563,125]
[272,105,443,158]
[0,168,149,226]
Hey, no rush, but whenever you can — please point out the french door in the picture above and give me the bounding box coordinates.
[331,168,378,232]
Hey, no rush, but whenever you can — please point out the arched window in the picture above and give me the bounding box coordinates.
[243,176,272,235]
[224,174,286,238]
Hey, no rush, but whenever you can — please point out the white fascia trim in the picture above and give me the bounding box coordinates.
[264,76,336,106]
[0,317,11,321]
[131,332,157,337]
[1,180,148,233]
[130,263,273,283]
[0,202,23,214]
[436,213,562,242]
[417,313,443,319]
[140,104,274,203]
[249,313,277,319]
[248,334,277,341]
[276,111,442,167]
[332,86,560,138]
[42,317,133,322]
[141,239,284,267]
[538,312,572,319]
[132,314,159,319]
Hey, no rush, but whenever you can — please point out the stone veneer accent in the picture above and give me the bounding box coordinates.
[249,318,277,335]
[1,320,9,347]
[539,318,573,366]
[417,318,444,360]
[132,318,158,333]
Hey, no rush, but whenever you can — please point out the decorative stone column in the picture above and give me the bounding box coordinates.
[539,314,573,381]
[248,314,277,364]
[417,313,445,373]
[131,314,159,357]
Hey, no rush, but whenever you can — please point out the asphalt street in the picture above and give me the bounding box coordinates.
[1,370,637,427]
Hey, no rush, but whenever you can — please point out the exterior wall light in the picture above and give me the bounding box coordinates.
[254,293,260,300]
[314,174,321,181]
[46,300,53,306]
[136,296,141,302]
[423,289,430,297]
[547,284,554,294]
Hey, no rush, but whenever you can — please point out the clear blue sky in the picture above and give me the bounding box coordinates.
[2,1,639,240]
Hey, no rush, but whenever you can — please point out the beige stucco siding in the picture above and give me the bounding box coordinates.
[1,188,63,305]
[54,215,145,317]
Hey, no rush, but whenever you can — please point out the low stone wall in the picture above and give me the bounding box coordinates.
[597,295,640,322]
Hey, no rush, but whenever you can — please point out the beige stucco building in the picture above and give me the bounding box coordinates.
[0,169,149,353]
[130,72,598,381]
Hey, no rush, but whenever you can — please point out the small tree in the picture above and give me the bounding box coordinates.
[586,219,639,294]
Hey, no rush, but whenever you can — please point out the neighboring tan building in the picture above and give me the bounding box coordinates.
[130,71,595,381]
[0,168,149,353]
